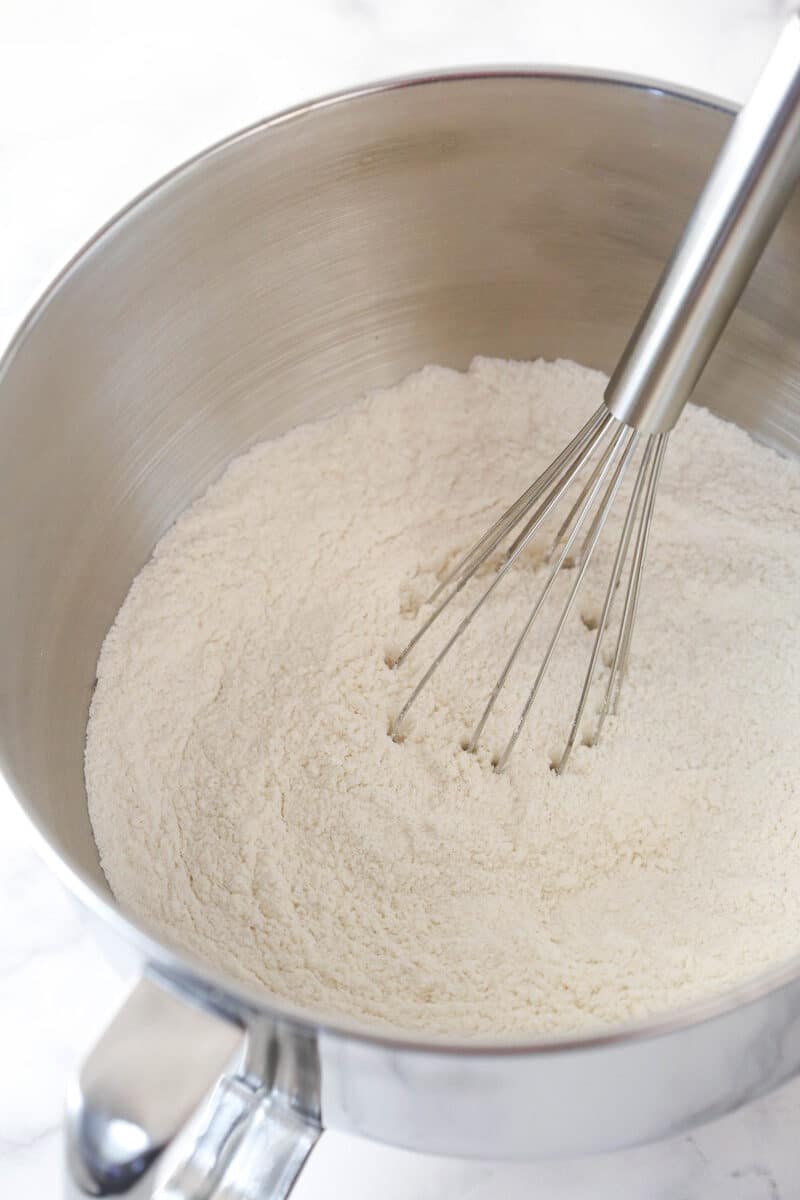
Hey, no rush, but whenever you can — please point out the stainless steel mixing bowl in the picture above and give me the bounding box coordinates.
[2,69,800,1199]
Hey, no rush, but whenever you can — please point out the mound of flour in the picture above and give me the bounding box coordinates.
[85,358,800,1036]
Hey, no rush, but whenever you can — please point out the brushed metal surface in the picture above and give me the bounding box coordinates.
[2,71,800,1165]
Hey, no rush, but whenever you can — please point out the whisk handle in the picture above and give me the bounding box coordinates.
[605,14,800,436]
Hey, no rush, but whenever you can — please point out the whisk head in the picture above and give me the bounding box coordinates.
[389,403,669,773]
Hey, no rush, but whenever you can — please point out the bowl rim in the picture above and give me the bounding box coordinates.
[7,63,796,1057]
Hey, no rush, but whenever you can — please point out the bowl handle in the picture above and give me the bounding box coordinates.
[65,976,322,1198]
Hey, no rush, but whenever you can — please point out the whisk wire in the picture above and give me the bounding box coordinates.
[556,436,655,774]
[389,410,613,735]
[493,426,639,772]
[500,409,612,568]
[595,433,668,744]
[541,440,614,567]
[391,410,666,769]
[426,405,610,606]
[467,423,632,755]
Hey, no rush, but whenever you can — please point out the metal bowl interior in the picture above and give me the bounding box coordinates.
[2,68,800,1114]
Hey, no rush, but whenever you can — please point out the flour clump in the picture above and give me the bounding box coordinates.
[85,358,800,1036]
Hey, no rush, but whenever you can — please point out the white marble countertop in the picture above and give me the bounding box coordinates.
[2,1,800,1195]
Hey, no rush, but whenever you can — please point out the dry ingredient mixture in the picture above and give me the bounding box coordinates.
[85,358,800,1037]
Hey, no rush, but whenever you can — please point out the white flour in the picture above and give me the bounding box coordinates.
[85,358,800,1036]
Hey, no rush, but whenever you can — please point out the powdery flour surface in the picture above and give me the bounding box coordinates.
[86,358,800,1037]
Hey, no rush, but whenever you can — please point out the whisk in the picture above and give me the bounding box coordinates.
[390,16,800,772]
